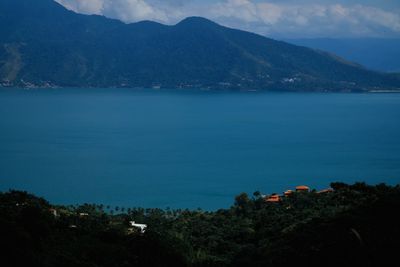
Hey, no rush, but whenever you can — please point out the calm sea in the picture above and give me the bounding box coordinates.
[1,88,399,209]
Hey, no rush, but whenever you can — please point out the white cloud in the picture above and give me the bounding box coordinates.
[212,0,259,23]
[56,0,104,14]
[56,0,170,22]
[103,0,167,22]
[55,0,400,38]
[257,3,283,25]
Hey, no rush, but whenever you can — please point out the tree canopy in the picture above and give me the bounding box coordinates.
[1,182,399,266]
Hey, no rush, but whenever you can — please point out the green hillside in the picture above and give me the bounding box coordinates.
[0,0,399,91]
[1,182,399,266]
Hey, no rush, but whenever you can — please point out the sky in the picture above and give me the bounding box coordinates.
[55,0,400,38]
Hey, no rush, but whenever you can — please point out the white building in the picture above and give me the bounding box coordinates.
[130,221,147,233]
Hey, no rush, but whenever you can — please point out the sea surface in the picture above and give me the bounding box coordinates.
[1,88,400,210]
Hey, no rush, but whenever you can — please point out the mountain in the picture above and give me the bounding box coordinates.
[0,0,399,91]
[285,38,400,73]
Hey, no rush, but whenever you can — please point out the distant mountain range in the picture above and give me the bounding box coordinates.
[285,38,400,73]
[1,0,399,91]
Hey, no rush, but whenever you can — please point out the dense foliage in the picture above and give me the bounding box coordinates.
[1,182,399,266]
[1,0,399,91]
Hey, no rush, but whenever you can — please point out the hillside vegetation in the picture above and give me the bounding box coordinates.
[1,0,399,91]
[1,182,399,266]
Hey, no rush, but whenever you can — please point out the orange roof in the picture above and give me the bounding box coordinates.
[296,185,310,191]
[284,190,294,195]
[266,197,280,202]
[265,194,281,202]
[317,188,334,194]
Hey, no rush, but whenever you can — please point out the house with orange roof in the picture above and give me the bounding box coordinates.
[265,194,281,203]
[284,190,294,196]
[296,185,310,192]
[317,188,334,194]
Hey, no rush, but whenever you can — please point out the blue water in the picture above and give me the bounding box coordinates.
[1,88,400,210]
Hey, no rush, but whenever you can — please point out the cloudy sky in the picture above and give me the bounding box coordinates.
[55,0,400,38]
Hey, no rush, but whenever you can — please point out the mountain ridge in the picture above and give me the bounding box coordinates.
[0,0,399,91]
[285,38,400,73]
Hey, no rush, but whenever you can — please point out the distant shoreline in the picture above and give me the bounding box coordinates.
[1,86,400,93]
[368,89,400,93]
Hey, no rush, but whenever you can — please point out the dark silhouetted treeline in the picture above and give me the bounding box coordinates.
[1,182,399,266]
